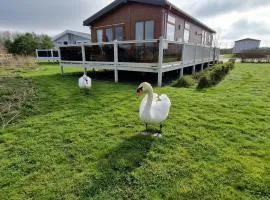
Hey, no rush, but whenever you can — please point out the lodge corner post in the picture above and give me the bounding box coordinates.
[158,36,164,87]
[81,45,87,74]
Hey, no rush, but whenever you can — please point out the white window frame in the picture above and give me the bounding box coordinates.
[201,30,205,44]
[184,23,190,30]
[184,22,190,43]
[166,14,176,41]
[168,15,176,24]
[135,20,154,40]
[97,29,103,43]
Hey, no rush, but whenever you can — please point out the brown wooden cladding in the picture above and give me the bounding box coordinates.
[91,3,162,42]
[90,2,213,45]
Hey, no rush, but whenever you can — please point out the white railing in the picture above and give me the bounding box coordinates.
[58,37,220,86]
[36,49,59,62]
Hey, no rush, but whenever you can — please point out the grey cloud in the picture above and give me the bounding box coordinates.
[193,0,270,17]
[0,0,113,34]
[222,18,270,40]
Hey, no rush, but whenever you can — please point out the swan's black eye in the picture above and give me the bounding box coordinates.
[137,87,143,93]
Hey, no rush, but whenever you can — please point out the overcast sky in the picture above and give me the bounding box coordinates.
[1,0,270,47]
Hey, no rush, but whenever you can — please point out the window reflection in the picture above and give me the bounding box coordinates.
[97,29,103,43]
[145,21,154,40]
[115,27,123,41]
[105,28,113,42]
[136,20,154,40]
[136,22,144,40]
[167,23,175,41]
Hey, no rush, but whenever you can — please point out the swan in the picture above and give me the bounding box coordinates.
[78,74,91,89]
[137,82,171,137]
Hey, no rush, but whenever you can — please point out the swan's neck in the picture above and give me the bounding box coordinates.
[145,87,154,110]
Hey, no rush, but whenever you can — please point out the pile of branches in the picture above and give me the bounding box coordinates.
[0,77,38,129]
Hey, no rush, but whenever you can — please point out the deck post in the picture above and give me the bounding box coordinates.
[81,45,87,75]
[201,63,204,71]
[50,49,53,62]
[209,46,211,62]
[58,47,64,76]
[35,49,39,62]
[194,43,197,65]
[192,65,196,75]
[114,40,119,83]
[60,65,64,75]
[180,68,184,78]
[158,36,164,87]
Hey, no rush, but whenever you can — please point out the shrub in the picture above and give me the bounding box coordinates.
[228,58,236,63]
[5,33,54,56]
[197,62,235,89]
[172,76,195,88]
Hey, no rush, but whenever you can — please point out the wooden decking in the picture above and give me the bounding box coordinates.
[56,38,220,86]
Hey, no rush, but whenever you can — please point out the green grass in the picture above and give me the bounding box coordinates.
[0,63,270,199]
[222,54,234,59]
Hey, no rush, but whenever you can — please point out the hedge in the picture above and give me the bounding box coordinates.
[197,62,235,89]
[171,75,195,88]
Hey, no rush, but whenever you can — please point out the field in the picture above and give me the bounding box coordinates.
[0,63,270,199]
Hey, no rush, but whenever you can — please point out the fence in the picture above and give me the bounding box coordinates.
[36,49,59,62]
[59,37,220,86]
[236,48,270,63]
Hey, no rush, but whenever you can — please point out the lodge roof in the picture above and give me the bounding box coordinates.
[83,0,216,33]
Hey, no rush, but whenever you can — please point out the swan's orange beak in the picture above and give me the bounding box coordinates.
[136,87,143,97]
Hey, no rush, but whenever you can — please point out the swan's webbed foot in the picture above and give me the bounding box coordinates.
[153,133,162,138]
[155,124,163,138]
[142,124,150,135]
[142,131,151,136]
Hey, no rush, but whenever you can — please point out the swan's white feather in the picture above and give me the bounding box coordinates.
[78,75,92,89]
[139,93,171,124]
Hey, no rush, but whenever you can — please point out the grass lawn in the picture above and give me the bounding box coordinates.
[221,54,234,59]
[0,63,270,199]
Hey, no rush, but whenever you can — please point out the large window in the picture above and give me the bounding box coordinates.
[115,26,123,41]
[167,15,176,41]
[97,29,103,43]
[97,26,123,42]
[145,21,154,40]
[136,22,144,40]
[201,30,209,45]
[208,34,212,45]
[184,22,190,43]
[135,20,154,40]
[204,32,208,44]
[105,28,113,42]
[167,24,175,41]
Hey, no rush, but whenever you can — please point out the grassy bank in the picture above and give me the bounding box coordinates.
[0,63,270,199]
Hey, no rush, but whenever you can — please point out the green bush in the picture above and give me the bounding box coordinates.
[197,62,235,89]
[5,33,54,56]
[172,76,195,88]
[228,58,236,63]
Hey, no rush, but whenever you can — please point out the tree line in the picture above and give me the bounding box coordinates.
[0,32,54,56]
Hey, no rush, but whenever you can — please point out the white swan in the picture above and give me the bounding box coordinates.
[78,74,91,89]
[137,82,171,136]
